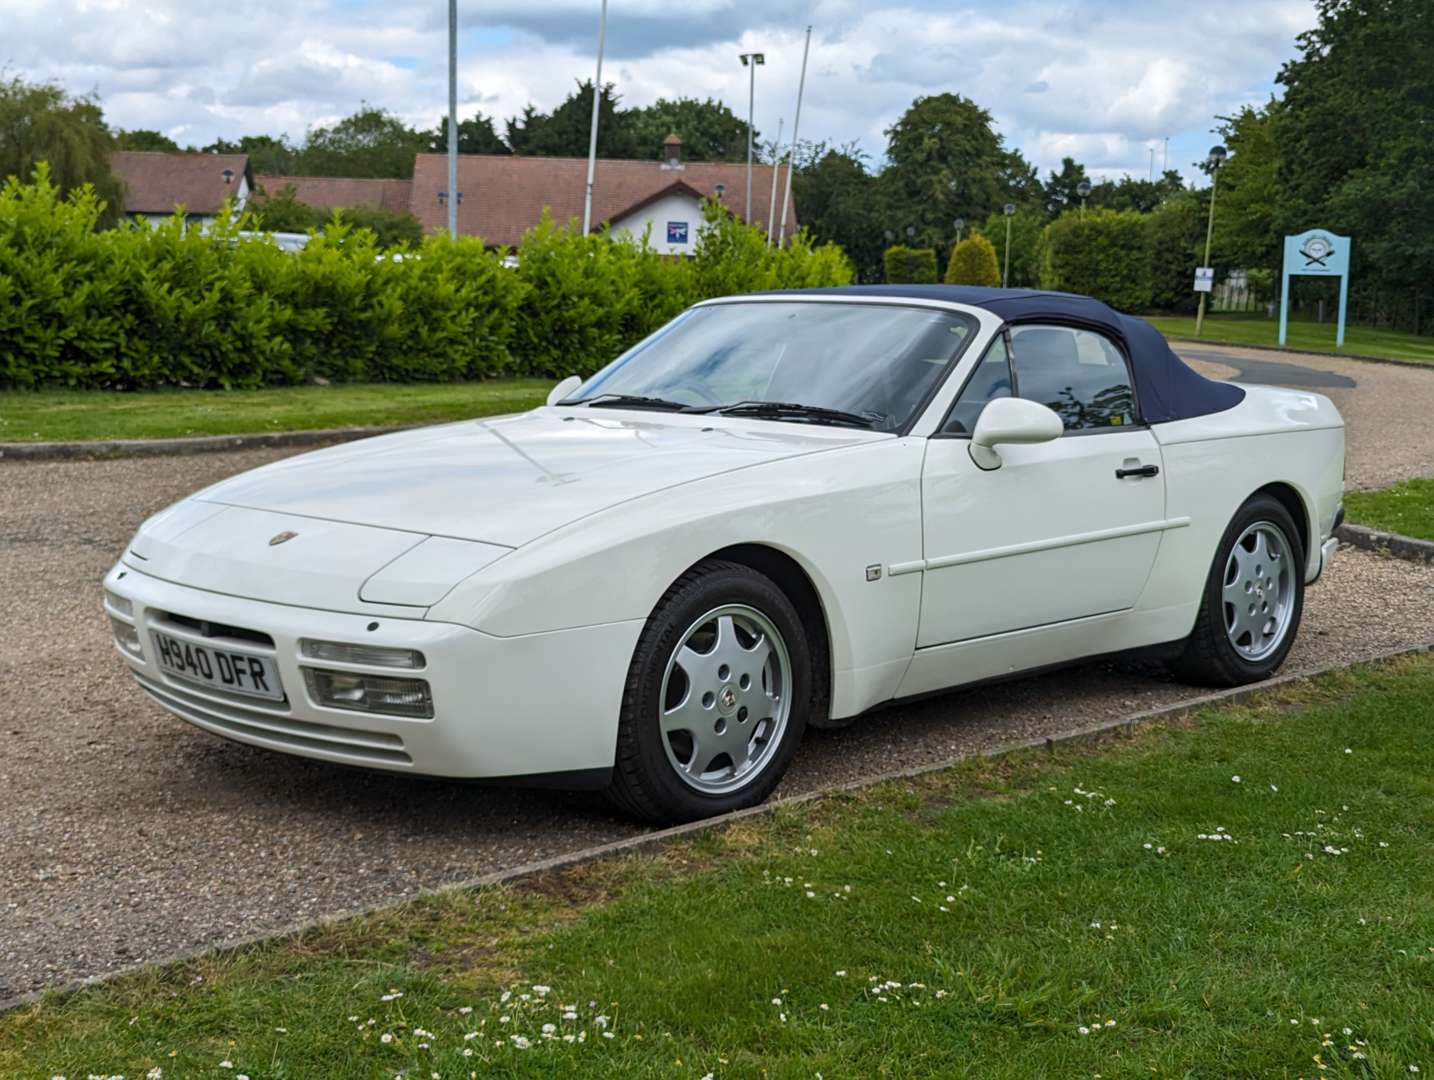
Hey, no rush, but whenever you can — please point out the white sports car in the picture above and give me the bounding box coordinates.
[104,286,1346,823]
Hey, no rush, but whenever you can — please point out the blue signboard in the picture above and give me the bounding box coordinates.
[666,221,689,245]
[1280,229,1351,347]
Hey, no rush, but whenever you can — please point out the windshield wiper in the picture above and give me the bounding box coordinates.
[710,400,881,429]
[568,393,692,412]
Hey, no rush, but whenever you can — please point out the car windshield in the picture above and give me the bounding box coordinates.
[566,301,979,433]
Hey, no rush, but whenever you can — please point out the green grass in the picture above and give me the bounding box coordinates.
[1346,476,1434,542]
[0,380,553,443]
[6,655,1434,1078]
[1147,311,1434,364]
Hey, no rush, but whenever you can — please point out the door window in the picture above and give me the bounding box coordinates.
[940,335,1013,435]
[1008,325,1137,431]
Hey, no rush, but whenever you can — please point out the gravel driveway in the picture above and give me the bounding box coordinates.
[3,345,1433,1004]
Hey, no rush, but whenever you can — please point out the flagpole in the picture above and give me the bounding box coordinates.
[582,0,608,235]
[446,0,458,238]
[777,25,811,246]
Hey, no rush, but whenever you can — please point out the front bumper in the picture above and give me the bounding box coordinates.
[103,563,641,783]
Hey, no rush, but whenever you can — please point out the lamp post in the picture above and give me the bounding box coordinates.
[1002,203,1016,288]
[952,217,965,245]
[739,52,765,224]
[904,224,917,247]
[1076,180,1091,221]
[1194,144,1228,338]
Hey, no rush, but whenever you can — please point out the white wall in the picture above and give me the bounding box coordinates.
[611,191,703,256]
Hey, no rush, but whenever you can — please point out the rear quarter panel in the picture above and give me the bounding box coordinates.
[1141,385,1345,617]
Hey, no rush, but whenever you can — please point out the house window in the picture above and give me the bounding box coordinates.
[666,221,689,244]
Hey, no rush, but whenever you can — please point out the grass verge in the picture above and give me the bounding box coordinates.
[1148,312,1434,364]
[1345,477,1434,543]
[0,381,552,443]
[5,655,1434,1078]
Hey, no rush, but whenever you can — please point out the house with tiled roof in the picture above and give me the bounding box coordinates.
[252,175,414,215]
[109,151,254,226]
[408,136,796,254]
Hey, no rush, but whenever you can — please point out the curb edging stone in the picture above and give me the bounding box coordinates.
[1336,522,1434,563]
[3,641,1431,1016]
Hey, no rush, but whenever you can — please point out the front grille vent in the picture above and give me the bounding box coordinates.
[155,611,275,648]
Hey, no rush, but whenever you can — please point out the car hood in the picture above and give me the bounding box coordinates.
[189,407,880,548]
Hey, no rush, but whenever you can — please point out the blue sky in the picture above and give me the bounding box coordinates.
[0,0,1316,182]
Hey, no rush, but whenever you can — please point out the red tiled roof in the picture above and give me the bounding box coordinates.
[408,153,798,246]
[253,175,414,214]
[110,151,252,215]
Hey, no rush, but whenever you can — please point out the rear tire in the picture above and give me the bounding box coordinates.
[606,560,810,824]
[1171,493,1305,687]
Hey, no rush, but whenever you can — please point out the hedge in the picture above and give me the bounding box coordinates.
[944,234,1000,286]
[883,245,939,284]
[0,167,854,390]
[1039,209,1152,313]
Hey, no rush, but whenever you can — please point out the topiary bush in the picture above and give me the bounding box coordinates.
[883,245,939,284]
[1039,209,1152,312]
[944,234,1001,286]
[0,170,853,390]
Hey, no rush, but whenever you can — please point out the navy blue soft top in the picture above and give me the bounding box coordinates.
[767,285,1244,424]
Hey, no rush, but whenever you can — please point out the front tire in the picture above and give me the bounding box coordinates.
[1171,493,1305,687]
[606,560,810,824]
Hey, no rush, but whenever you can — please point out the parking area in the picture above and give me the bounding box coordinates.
[3,345,1433,1003]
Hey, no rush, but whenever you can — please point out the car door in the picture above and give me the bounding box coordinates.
[915,323,1168,649]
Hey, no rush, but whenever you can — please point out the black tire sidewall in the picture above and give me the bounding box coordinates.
[1199,495,1306,682]
[620,563,810,822]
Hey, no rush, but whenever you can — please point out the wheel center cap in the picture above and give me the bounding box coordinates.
[717,685,738,715]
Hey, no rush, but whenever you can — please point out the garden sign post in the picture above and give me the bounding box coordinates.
[1279,229,1351,348]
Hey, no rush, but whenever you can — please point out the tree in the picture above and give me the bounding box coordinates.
[115,128,180,152]
[1145,193,1205,312]
[425,112,509,155]
[945,234,1000,286]
[627,97,752,162]
[506,81,637,159]
[792,144,884,281]
[878,94,1030,258]
[248,182,423,248]
[1044,156,1091,218]
[298,106,426,178]
[1210,103,1283,274]
[202,134,298,175]
[0,74,124,226]
[1087,171,1184,214]
[1275,0,1434,316]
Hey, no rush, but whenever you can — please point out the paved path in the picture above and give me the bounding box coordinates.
[3,346,1433,1002]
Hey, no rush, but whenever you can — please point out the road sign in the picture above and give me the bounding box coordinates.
[1279,229,1351,347]
[1193,267,1214,293]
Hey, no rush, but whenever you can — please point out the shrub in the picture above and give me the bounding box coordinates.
[0,170,852,390]
[1039,209,1152,312]
[977,210,1042,288]
[944,234,1000,286]
[883,245,938,284]
[1144,196,1204,313]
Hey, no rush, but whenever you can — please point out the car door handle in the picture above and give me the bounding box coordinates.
[1115,464,1160,479]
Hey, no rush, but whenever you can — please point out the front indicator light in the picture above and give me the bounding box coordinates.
[304,668,433,719]
[300,639,425,669]
[110,616,142,656]
[105,590,133,618]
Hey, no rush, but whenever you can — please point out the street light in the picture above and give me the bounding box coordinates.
[1002,203,1016,288]
[1194,144,1229,338]
[1076,180,1091,220]
[739,52,765,224]
[953,217,965,245]
[883,229,895,244]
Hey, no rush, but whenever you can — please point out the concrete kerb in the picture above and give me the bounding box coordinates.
[3,640,1430,1017]
[0,425,410,463]
[1337,522,1434,564]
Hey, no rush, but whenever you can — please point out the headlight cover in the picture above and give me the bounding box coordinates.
[304,668,433,719]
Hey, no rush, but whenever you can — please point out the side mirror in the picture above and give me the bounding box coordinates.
[547,375,583,406]
[969,397,1063,470]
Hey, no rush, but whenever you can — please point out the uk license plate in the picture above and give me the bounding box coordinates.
[150,631,285,701]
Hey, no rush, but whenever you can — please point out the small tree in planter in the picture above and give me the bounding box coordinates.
[945,234,1001,286]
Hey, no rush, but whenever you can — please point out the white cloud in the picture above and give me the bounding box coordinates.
[1,0,1317,177]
